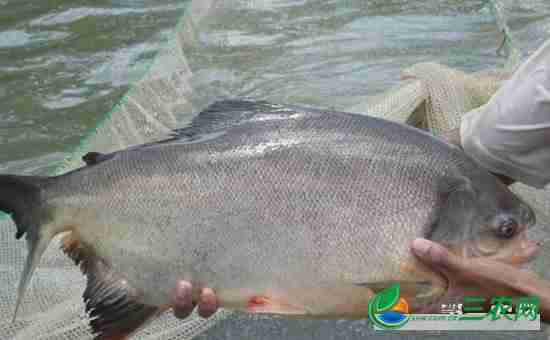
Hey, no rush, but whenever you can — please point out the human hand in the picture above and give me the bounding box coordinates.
[170,281,219,319]
[411,238,550,322]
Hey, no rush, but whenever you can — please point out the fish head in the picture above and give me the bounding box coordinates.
[464,174,537,262]
[407,176,538,313]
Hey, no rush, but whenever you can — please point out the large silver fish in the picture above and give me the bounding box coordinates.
[1,100,537,339]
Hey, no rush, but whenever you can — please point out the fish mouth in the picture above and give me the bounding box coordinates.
[415,236,540,314]
[484,236,540,264]
[469,228,539,263]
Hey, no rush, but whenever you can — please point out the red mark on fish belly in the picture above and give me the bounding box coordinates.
[247,296,270,309]
[246,295,308,315]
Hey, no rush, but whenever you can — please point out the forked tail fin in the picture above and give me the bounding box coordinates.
[0,175,56,321]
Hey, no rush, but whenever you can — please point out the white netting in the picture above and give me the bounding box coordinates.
[1,0,549,340]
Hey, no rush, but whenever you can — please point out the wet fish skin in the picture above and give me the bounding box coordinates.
[1,100,535,339]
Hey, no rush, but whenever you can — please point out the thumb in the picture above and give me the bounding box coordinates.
[411,238,462,270]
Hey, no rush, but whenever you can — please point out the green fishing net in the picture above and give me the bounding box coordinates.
[1,0,549,339]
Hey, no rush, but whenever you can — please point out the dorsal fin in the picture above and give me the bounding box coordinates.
[100,100,303,152]
[61,234,161,340]
[163,99,296,143]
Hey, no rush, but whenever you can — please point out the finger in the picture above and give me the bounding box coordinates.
[197,287,218,318]
[171,281,196,319]
[411,237,525,283]
[411,238,463,270]
[451,254,550,322]
[412,238,550,308]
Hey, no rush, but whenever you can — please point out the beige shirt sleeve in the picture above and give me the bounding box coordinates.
[461,39,550,189]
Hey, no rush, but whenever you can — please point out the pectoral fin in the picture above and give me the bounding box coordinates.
[62,234,161,340]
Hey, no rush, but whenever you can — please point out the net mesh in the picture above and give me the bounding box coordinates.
[1,0,549,339]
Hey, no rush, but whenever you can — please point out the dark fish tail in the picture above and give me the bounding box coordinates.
[0,175,49,239]
[1,175,163,338]
[0,174,57,320]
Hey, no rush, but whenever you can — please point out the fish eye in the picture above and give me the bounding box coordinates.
[496,218,518,239]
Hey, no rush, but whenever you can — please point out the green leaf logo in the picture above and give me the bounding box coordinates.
[368,283,410,330]
[376,284,401,312]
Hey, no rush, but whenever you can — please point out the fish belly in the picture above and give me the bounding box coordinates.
[82,194,436,315]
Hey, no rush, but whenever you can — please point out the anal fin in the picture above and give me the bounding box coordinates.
[62,234,161,340]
